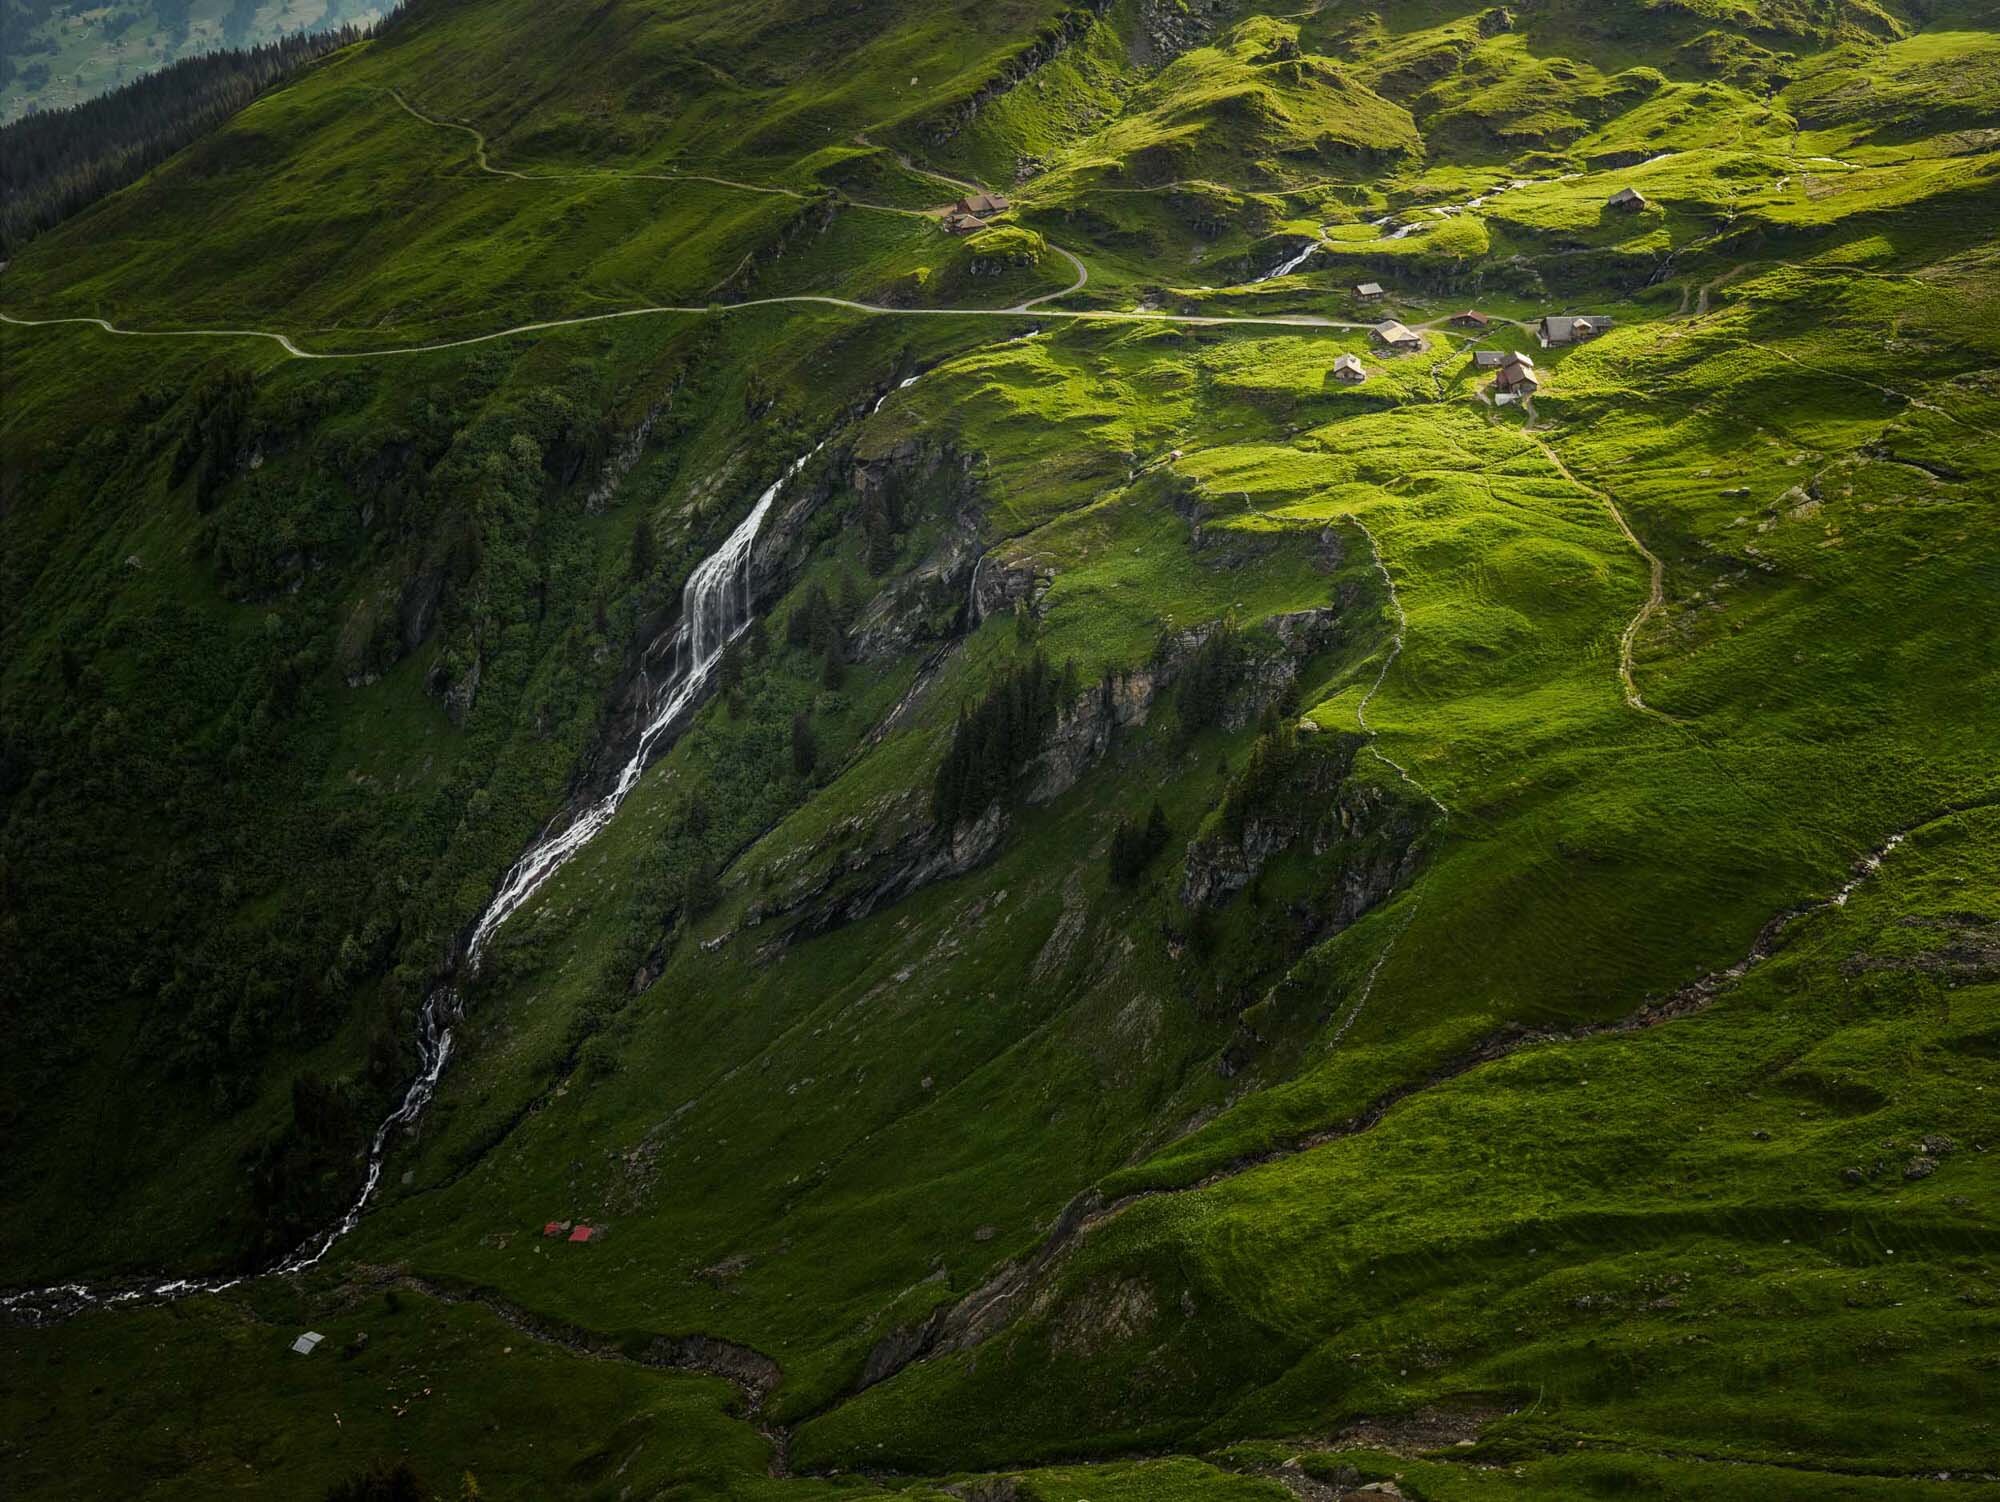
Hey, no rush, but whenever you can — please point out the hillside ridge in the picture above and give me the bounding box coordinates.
[4,0,2000,1497]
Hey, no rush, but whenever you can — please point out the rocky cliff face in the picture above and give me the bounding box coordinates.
[732,596,1362,949]
[1026,668,1159,804]
[734,791,1010,952]
[843,438,986,663]
[970,555,1051,623]
[1179,739,1430,916]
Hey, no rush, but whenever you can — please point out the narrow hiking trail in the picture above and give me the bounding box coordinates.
[0,301,1387,360]
[1522,427,1670,720]
[390,89,843,207]
[1750,339,2000,442]
[1,87,1514,361]
[1305,516,1448,1067]
[1349,517,1449,818]
[853,129,982,196]
[389,1274,796,1476]
[841,804,1960,1401]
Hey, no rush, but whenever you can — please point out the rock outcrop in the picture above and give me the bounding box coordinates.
[1026,668,1160,804]
[1180,744,1430,918]
[747,793,1009,945]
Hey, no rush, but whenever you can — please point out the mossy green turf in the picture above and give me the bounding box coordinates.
[0,1287,790,1500]
[0,0,382,124]
[5,0,2000,1497]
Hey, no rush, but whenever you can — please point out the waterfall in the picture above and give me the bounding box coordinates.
[1252,234,1324,284]
[285,435,828,1269]
[1,416,868,1323]
[464,439,823,961]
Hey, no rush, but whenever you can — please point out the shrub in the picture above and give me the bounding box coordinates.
[791,712,817,777]
[1108,802,1171,885]
[931,650,1077,828]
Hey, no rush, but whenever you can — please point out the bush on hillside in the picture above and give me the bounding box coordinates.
[931,649,1078,829]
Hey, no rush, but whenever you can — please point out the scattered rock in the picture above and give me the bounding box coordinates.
[944,1479,1021,1502]
[695,1253,751,1287]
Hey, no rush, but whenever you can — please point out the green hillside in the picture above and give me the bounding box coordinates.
[0,0,386,122]
[3,0,1999,1498]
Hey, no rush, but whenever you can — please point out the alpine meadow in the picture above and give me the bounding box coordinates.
[3,0,2000,1498]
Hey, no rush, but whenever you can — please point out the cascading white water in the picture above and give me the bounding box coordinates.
[1373,168,1586,237]
[1253,235,1324,283]
[0,380,930,1323]
[464,439,824,961]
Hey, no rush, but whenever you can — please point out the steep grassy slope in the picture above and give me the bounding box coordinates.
[3,0,2000,1497]
[0,0,383,122]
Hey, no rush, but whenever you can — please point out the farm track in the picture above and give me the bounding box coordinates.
[1,93,1514,359]
[387,90,850,208]
[0,301,1398,358]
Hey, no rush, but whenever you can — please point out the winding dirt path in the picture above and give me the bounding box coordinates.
[1015,244,1088,309]
[0,301,1384,360]
[3,89,1536,362]
[835,805,1957,1403]
[0,302,1515,364]
[1522,426,1671,720]
[0,309,313,356]
[389,89,840,207]
[852,129,982,196]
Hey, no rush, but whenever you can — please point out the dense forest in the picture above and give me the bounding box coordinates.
[0,20,385,253]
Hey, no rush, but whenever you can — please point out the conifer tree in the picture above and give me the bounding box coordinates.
[1,23,382,253]
[630,516,657,580]
[785,594,814,650]
[791,712,817,777]
[930,650,1066,829]
[865,505,896,574]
